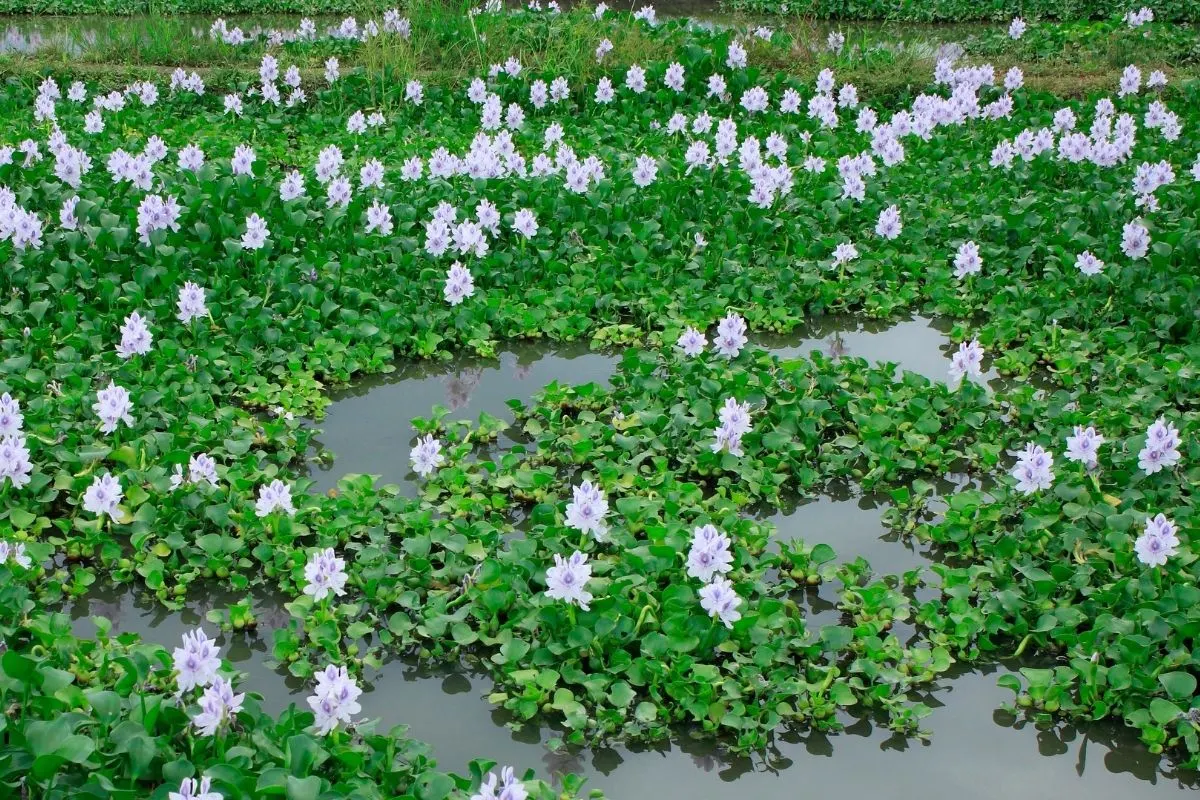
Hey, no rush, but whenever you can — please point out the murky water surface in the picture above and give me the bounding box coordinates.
[67,585,1197,799]
[309,314,987,492]
[308,341,616,493]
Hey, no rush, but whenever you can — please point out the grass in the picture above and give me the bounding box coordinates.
[1,4,1195,98]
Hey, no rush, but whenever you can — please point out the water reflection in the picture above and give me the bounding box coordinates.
[762,489,934,577]
[62,578,1197,795]
[358,660,1197,798]
[751,314,995,386]
[67,585,304,702]
[307,342,617,493]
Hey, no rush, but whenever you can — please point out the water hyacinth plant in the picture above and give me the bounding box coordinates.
[0,2,1197,798]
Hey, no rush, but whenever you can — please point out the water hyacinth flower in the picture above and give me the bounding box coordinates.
[1139,417,1181,475]
[0,435,33,489]
[1008,17,1026,39]
[135,194,182,245]
[0,541,32,569]
[171,453,220,490]
[365,200,393,236]
[631,154,658,187]
[1012,443,1054,495]
[115,311,153,359]
[698,576,742,628]
[712,397,753,457]
[255,479,296,517]
[193,677,244,736]
[676,326,706,357]
[565,480,609,541]
[953,241,982,279]
[230,144,255,176]
[511,208,538,238]
[0,393,24,437]
[83,472,123,519]
[1064,426,1105,469]
[168,777,222,800]
[177,281,208,323]
[443,262,476,305]
[712,312,747,359]
[94,381,134,434]
[409,434,444,477]
[687,524,734,582]
[241,213,269,251]
[307,664,362,735]
[471,766,528,800]
[1121,220,1149,259]
[280,170,306,201]
[172,627,222,693]
[1075,251,1104,276]
[1132,513,1180,568]
[832,241,859,266]
[544,550,593,609]
[303,548,349,602]
[875,205,902,239]
[948,338,984,385]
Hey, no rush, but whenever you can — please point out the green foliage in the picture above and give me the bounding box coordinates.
[724,0,1200,23]
[0,4,1198,796]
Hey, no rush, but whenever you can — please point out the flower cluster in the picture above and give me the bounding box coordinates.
[565,480,609,540]
[116,311,153,359]
[409,434,445,477]
[94,381,134,434]
[0,393,32,490]
[444,262,476,305]
[307,664,363,735]
[1139,417,1181,475]
[1064,426,1105,469]
[1011,443,1054,495]
[712,312,747,359]
[193,678,245,736]
[948,339,984,385]
[170,453,219,490]
[303,547,349,601]
[686,524,734,582]
[544,550,593,609]
[172,627,222,693]
[471,766,528,800]
[255,479,296,517]
[712,397,752,457]
[1134,514,1179,567]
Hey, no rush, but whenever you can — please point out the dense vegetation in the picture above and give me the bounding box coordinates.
[1,0,1199,22]
[723,0,1200,22]
[0,4,1197,799]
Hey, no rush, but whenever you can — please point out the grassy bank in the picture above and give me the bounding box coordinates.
[0,8,1195,97]
[1,0,1199,21]
[722,0,1200,22]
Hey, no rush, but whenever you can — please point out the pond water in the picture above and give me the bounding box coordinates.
[308,314,985,493]
[64,316,1168,798]
[750,314,995,385]
[66,585,1198,799]
[307,341,617,493]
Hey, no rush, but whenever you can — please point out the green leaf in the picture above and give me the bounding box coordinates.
[1149,698,1182,725]
[635,701,658,723]
[1159,672,1197,702]
[285,775,322,800]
